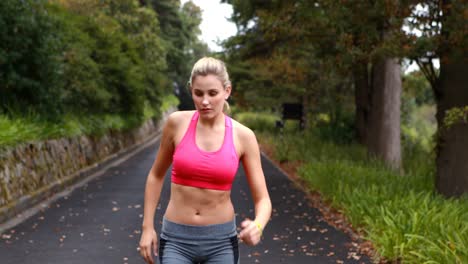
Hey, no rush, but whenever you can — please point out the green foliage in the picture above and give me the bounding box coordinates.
[0,113,120,149]
[402,70,435,106]
[150,0,209,87]
[237,109,356,146]
[0,0,64,119]
[300,159,467,263]
[401,104,437,152]
[223,1,319,108]
[159,94,180,114]
[0,94,178,149]
[277,132,367,164]
[235,112,279,133]
[400,70,437,153]
[0,0,206,148]
[223,0,413,111]
[92,24,146,117]
[234,111,304,135]
[313,108,356,145]
[258,127,467,263]
[1,0,178,123]
[50,5,110,114]
[103,0,169,111]
[407,1,467,68]
[443,106,468,129]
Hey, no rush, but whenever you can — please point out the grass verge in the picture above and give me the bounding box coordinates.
[0,95,179,149]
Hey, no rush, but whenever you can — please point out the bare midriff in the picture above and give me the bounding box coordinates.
[164,183,235,225]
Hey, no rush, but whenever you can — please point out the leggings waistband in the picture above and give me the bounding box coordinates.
[161,217,237,240]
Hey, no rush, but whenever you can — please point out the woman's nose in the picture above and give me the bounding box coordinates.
[202,97,209,105]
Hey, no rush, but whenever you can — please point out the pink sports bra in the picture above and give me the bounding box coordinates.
[171,111,239,191]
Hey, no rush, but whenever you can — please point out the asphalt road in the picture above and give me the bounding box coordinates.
[0,137,371,264]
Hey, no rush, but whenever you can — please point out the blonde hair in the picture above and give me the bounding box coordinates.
[188,57,231,113]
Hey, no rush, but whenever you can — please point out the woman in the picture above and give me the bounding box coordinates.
[139,57,272,264]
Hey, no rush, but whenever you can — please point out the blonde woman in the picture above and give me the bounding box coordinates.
[139,57,272,264]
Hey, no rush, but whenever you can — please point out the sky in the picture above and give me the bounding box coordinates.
[180,0,237,52]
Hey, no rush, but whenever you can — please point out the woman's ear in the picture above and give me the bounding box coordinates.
[225,85,232,100]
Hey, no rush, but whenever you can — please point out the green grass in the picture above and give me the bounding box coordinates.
[235,111,302,134]
[299,160,467,263]
[0,114,132,149]
[238,111,468,264]
[0,95,179,149]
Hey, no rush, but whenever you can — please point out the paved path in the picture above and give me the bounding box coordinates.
[0,138,370,263]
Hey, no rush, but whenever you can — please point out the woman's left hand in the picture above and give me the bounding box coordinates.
[238,219,262,246]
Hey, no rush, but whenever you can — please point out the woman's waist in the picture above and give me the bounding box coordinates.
[164,199,235,226]
[160,216,237,241]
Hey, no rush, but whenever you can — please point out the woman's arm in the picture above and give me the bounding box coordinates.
[139,113,177,263]
[238,127,272,246]
[141,115,176,229]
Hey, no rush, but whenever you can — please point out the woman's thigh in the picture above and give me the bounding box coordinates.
[159,238,194,264]
[159,236,239,264]
[203,235,239,264]
[159,218,239,264]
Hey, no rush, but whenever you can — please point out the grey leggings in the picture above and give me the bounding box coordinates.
[159,218,239,264]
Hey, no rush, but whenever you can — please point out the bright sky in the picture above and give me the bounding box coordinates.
[181,0,237,52]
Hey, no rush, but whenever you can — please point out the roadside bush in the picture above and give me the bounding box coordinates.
[0,0,64,119]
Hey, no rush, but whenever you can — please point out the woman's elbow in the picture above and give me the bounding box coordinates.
[259,197,272,211]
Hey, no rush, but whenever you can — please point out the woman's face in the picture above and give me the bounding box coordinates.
[191,74,231,118]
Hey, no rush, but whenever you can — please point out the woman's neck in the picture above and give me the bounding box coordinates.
[197,111,225,128]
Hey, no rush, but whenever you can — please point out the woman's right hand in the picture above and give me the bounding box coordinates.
[139,228,158,264]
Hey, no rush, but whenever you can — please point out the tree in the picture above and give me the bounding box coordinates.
[224,0,467,194]
[147,0,208,110]
[435,0,467,197]
[47,0,170,119]
[408,0,468,197]
[148,0,207,86]
[322,0,417,170]
[0,0,64,119]
[105,0,170,116]
[224,0,406,169]
[222,1,328,112]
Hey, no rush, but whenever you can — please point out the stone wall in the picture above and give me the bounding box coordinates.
[0,109,173,224]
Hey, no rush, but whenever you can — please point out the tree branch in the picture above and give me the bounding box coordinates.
[415,58,438,89]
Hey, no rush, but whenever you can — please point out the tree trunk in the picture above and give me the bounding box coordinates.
[354,61,371,145]
[433,0,468,197]
[368,58,402,170]
[435,60,468,196]
[302,94,311,130]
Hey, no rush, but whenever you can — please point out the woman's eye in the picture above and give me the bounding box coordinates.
[209,92,218,96]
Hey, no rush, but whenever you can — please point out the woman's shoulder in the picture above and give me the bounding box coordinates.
[167,110,196,123]
[231,118,256,141]
[230,118,259,156]
[165,110,195,130]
